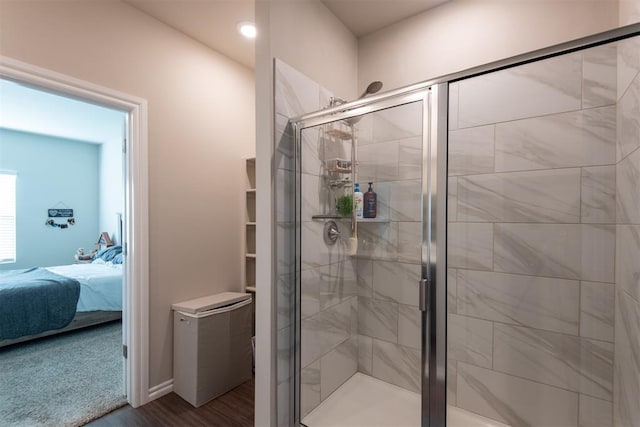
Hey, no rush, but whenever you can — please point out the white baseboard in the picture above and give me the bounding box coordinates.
[148,379,173,402]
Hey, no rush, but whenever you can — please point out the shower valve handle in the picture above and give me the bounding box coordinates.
[323,220,341,245]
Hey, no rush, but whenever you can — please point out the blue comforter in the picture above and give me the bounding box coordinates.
[0,267,80,340]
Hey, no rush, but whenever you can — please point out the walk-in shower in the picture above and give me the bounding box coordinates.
[275,22,640,427]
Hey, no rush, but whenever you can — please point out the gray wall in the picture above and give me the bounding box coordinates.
[98,126,124,245]
[0,129,99,269]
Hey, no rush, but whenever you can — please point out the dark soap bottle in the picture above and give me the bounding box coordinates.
[363,182,377,218]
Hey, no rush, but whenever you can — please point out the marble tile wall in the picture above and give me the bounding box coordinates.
[274,59,303,427]
[275,59,359,423]
[447,42,627,427]
[614,33,640,427]
[296,83,426,417]
[277,64,425,420]
[278,35,640,425]
[275,59,310,426]
[352,101,424,396]
[298,117,364,419]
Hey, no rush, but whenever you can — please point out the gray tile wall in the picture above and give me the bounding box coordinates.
[447,42,627,427]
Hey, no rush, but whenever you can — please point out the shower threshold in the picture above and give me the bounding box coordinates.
[301,372,510,427]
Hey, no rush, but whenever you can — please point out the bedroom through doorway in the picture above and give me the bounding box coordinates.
[0,77,129,426]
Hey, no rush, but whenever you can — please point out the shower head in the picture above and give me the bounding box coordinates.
[359,81,383,99]
[343,81,384,127]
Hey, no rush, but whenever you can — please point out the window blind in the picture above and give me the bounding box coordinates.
[0,173,16,264]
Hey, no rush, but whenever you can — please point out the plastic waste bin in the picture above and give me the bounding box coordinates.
[172,292,253,407]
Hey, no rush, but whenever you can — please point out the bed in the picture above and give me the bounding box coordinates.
[0,247,123,348]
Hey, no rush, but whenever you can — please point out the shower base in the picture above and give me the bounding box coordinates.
[302,372,510,427]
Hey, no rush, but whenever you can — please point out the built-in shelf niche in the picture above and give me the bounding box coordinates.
[246,192,256,223]
[243,157,257,294]
[246,227,256,255]
[245,257,255,288]
[245,157,256,189]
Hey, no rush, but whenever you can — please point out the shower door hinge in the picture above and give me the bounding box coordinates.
[122,138,127,154]
[123,242,128,256]
[419,279,429,312]
[123,344,128,359]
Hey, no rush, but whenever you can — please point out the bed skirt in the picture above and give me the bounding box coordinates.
[0,311,122,348]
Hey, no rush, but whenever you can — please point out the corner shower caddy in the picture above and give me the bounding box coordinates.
[311,121,388,226]
[310,124,353,219]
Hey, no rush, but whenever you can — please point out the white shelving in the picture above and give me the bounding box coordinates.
[242,157,256,294]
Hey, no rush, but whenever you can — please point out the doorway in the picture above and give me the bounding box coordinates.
[0,56,149,410]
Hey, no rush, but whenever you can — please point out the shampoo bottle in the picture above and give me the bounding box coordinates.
[364,182,377,218]
[354,183,364,219]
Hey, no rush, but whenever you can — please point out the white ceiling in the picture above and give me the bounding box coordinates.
[322,0,449,37]
[123,0,449,69]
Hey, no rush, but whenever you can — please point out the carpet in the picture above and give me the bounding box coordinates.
[0,321,127,427]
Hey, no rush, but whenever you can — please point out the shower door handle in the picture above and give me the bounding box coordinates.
[419,278,429,312]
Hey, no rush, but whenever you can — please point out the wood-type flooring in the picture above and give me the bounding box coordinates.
[87,378,254,426]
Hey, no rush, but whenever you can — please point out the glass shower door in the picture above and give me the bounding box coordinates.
[295,89,447,426]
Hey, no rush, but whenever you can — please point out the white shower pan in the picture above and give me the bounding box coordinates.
[302,373,510,427]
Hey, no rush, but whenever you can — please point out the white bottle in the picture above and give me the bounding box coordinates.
[354,183,364,219]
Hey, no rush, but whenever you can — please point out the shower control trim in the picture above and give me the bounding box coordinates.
[323,220,340,246]
[419,278,429,312]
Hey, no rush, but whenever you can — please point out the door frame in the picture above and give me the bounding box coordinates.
[0,55,150,407]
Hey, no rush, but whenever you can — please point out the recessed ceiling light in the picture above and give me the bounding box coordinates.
[237,21,256,39]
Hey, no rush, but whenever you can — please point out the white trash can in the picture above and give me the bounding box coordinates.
[172,292,253,407]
